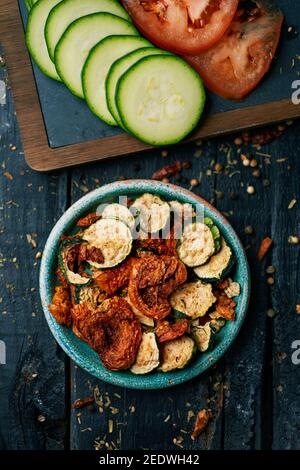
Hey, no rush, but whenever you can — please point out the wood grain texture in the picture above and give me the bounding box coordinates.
[0,56,69,449]
[1,0,300,172]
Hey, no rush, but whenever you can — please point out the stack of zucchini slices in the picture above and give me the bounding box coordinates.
[25,0,205,146]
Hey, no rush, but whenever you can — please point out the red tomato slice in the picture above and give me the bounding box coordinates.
[122,0,239,54]
[185,0,284,99]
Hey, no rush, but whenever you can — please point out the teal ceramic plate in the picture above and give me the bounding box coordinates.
[40,180,250,389]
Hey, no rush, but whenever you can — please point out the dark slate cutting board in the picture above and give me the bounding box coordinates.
[18,0,300,149]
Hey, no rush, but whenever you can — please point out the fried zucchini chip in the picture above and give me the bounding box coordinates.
[156,319,189,343]
[93,257,135,295]
[129,255,187,320]
[49,286,72,326]
[71,297,142,371]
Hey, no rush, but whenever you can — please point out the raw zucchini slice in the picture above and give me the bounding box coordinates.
[59,239,90,285]
[83,35,151,125]
[204,217,221,253]
[170,281,216,319]
[158,336,195,373]
[131,193,170,234]
[82,218,132,269]
[130,332,159,375]
[116,55,205,146]
[125,294,154,327]
[26,0,62,81]
[106,47,171,127]
[102,203,135,229]
[191,323,213,352]
[55,13,138,98]
[177,222,215,267]
[194,238,234,282]
[25,0,38,10]
[45,0,131,61]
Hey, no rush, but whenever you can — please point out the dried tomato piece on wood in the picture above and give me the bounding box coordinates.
[49,286,72,326]
[191,409,211,440]
[257,237,273,261]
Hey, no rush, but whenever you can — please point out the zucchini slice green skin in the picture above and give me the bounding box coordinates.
[131,193,170,234]
[59,239,91,286]
[158,336,196,373]
[170,281,216,319]
[83,34,148,125]
[204,217,221,253]
[25,0,38,11]
[116,55,206,146]
[54,13,138,98]
[82,218,133,269]
[25,0,62,81]
[45,0,131,61]
[177,222,215,267]
[130,332,160,375]
[106,47,171,127]
[194,237,235,283]
[191,323,213,353]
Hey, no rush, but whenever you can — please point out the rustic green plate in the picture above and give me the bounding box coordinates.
[40,180,250,389]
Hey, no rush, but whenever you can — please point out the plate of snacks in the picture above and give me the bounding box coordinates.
[40,180,250,389]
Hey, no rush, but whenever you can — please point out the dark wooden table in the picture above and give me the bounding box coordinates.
[0,52,300,451]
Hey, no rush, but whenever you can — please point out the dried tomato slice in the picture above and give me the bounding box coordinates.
[93,257,134,295]
[136,237,177,257]
[213,280,237,320]
[49,286,72,326]
[76,212,100,227]
[71,297,142,370]
[156,319,189,343]
[129,255,187,320]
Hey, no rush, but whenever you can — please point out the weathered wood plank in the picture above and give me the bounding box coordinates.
[267,125,300,450]
[69,143,226,450]
[0,54,69,449]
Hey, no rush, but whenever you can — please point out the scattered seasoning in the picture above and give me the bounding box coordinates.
[152,161,181,181]
[296,305,300,314]
[35,251,42,259]
[276,384,284,393]
[263,179,270,187]
[244,225,254,235]
[247,185,255,195]
[214,163,223,173]
[190,178,199,187]
[173,436,184,448]
[182,160,191,169]
[288,235,299,245]
[288,198,297,210]
[164,415,171,423]
[187,410,195,422]
[73,397,95,409]
[191,409,211,440]
[241,125,287,146]
[267,308,276,318]
[234,137,243,146]
[250,159,258,168]
[242,158,250,167]
[257,237,273,261]
[214,190,224,199]
[129,405,136,414]
[252,169,261,178]
[266,265,275,274]
[161,150,168,158]
[108,419,114,434]
[3,171,13,181]
[37,415,46,423]
[267,276,275,286]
